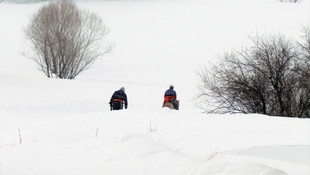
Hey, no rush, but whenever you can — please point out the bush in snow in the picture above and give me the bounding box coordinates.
[24,0,110,79]
[197,33,309,118]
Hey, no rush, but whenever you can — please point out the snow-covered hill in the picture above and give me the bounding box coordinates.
[1,0,310,175]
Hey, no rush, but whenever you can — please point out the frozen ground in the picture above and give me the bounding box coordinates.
[1,0,310,175]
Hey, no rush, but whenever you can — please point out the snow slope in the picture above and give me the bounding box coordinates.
[1,0,310,175]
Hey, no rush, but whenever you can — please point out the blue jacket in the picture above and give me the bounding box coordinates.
[164,89,177,99]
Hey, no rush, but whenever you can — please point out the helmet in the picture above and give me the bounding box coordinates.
[169,85,174,89]
[120,87,125,92]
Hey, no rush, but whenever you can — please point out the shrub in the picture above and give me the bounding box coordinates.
[24,0,110,79]
[198,34,309,118]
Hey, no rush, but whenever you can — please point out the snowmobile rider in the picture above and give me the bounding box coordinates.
[109,87,128,111]
[163,85,179,110]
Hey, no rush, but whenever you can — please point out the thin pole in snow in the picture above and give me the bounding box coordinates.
[18,128,22,144]
[95,127,99,137]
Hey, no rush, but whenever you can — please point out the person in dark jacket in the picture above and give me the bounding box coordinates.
[109,87,128,111]
[163,85,179,110]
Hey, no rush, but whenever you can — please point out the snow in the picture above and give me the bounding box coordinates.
[1,0,310,175]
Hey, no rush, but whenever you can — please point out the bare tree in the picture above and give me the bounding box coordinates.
[24,0,110,79]
[294,26,310,117]
[197,34,309,118]
[297,26,310,85]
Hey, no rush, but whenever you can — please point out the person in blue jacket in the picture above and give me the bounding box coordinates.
[163,85,179,110]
